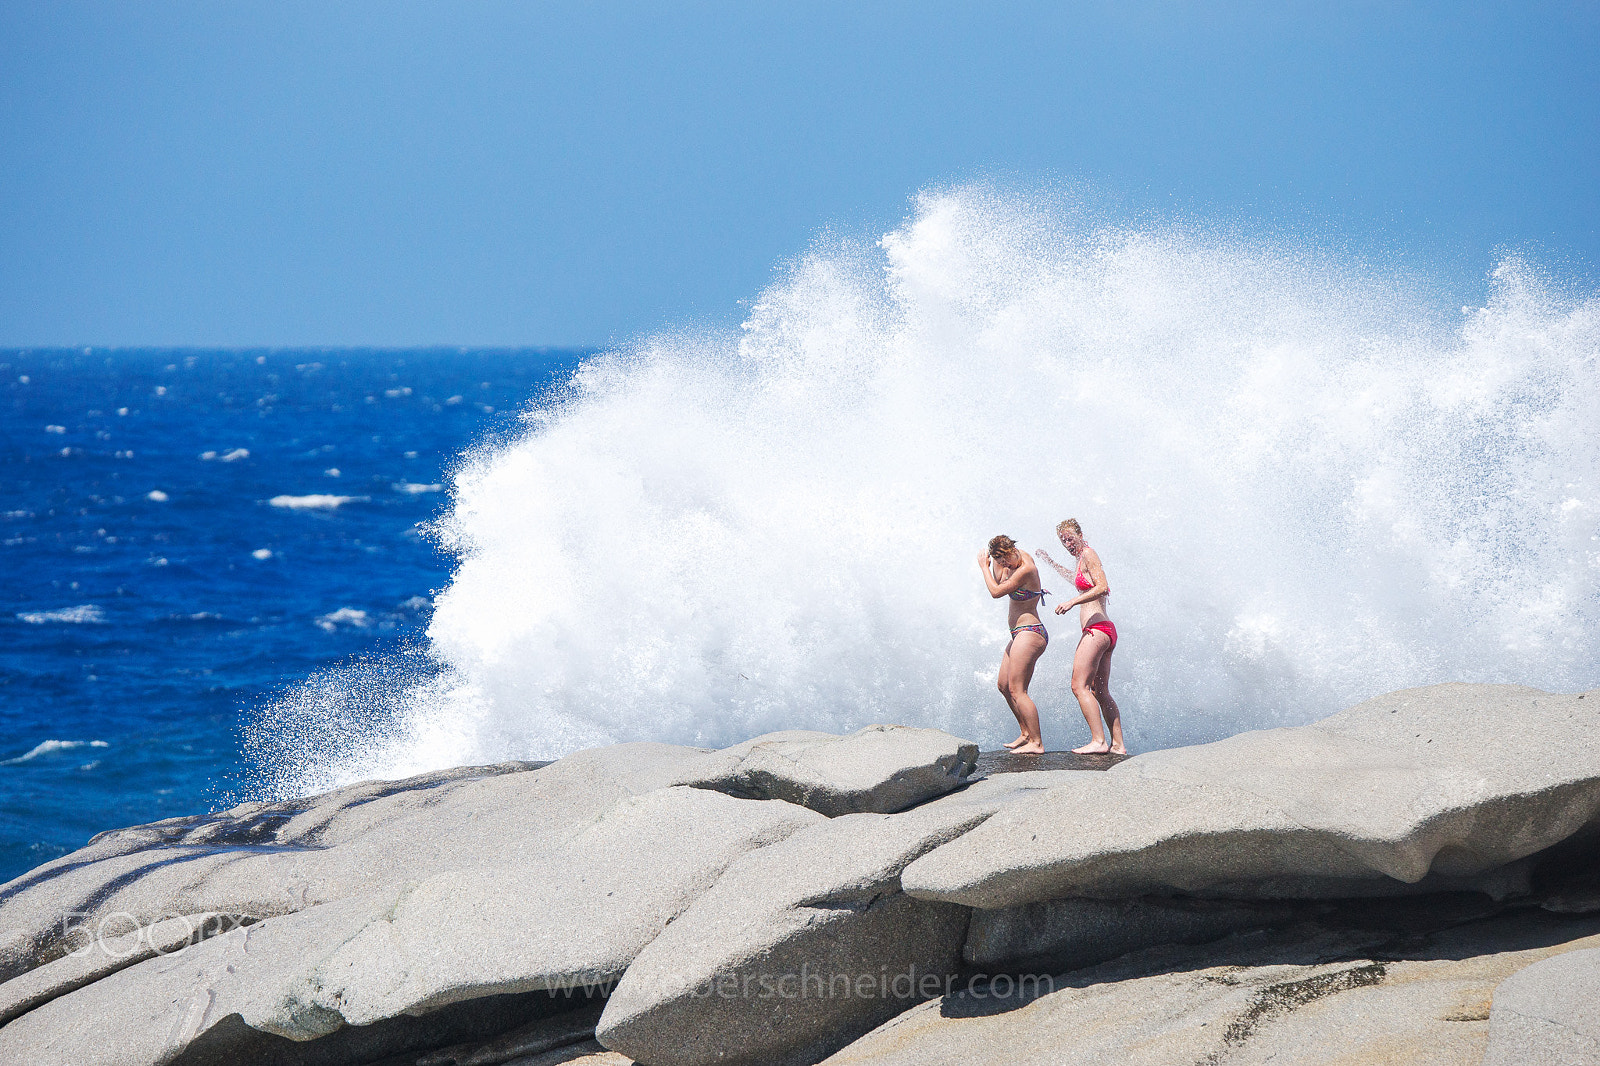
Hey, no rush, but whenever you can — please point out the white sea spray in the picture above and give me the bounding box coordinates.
[246,187,1600,798]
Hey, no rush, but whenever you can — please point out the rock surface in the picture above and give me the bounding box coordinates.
[963,895,1299,974]
[6,683,1600,1066]
[0,743,712,985]
[904,684,1600,907]
[0,911,243,1027]
[822,911,1600,1066]
[416,1000,605,1065]
[598,773,1078,1066]
[0,787,819,1064]
[1484,946,1600,1065]
[300,786,822,1024]
[669,725,979,816]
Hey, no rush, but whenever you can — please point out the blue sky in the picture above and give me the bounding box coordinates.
[2,1,1596,347]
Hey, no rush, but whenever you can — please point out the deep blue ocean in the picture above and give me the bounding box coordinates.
[0,348,580,884]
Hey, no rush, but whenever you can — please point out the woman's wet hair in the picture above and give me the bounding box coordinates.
[988,534,1019,558]
[1056,518,1083,538]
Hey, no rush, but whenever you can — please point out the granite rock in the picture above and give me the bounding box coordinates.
[596,772,1077,1066]
[822,911,1600,1066]
[963,895,1299,974]
[0,911,243,1027]
[904,685,1600,908]
[0,742,713,986]
[669,725,980,817]
[0,893,401,1065]
[416,999,604,1066]
[0,787,817,1064]
[1484,946,1600,1066]
[298,786,822,1023]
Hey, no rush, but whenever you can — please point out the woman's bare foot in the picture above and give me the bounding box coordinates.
[1003,735,1028,749]
[1011,741,1045,755]
[1110,745,1127,755]
[1072,740,1111,754]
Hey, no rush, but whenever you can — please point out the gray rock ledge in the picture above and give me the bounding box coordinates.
[903,684,1600,907]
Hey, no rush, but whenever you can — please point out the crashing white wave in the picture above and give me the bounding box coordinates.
[16,605,106,625]
[247,186,1600,799]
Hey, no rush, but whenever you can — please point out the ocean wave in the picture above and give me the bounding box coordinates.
[200,448,250,462]
[392,482,443,494]
[269,494,365,510]
[248,185,1600,797]
[2,739,110,765]
[16,605,106,625]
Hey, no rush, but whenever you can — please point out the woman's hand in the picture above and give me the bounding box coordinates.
[1055,603,1069,615]
[1036,548,1055,564]
[978,551,989,569]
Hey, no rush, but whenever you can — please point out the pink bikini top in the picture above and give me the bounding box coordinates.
[1074,566,1095,592]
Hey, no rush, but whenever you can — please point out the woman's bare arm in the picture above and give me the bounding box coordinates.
[978,552,1037,599]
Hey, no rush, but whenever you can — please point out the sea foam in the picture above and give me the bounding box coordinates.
[269,494,364,510]
[17,605,106,625]
[246,187,1600,799]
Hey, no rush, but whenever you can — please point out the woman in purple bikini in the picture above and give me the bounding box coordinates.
[978,535,1050,755]
[1037,518,1125,755]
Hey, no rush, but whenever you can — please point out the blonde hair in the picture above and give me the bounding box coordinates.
[1056,518,1083,538]
[987,534,1018,558]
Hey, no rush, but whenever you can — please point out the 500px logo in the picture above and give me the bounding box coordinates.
[57,912,254,960]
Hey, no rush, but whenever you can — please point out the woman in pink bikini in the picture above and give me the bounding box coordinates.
[978,534,1050,755]
[1037,518,1125,755]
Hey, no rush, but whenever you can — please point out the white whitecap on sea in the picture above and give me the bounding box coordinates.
[0,739,110,765]
[44,425,65,434]
[315,607,370,632]
[147,489,169,502]
[392,483,443,494]
[200,448,250,462]
[15,605,107,625]
[268,494,364,510]
[252,548,273,560]
[324,468,341,477]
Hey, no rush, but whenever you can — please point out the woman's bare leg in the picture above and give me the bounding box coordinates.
[1070,630,1113,754]
[997,644,1028,746]
[1004,632,1048,754]
[1092,644,1125,754]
